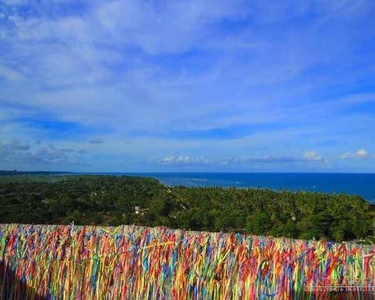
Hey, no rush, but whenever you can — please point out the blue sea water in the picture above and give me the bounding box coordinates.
[90,172,375,203]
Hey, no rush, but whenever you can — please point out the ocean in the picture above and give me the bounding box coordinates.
[96,172,375,203]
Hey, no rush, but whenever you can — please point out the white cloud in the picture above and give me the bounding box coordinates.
[341,148,372,159]
[304,151,322,161]
[340,152,351,159]
[354,148,368,158]
[161,151,326,166]
[163,155,189,163]
[161,155,210,165]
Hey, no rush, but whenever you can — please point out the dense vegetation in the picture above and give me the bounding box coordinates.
[0,175,374,242]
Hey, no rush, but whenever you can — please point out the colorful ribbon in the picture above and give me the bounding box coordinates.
[0,224,374,299]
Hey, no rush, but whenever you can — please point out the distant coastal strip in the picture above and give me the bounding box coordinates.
[119,172,375,203]
[1,224,374,299]
[2,171,375,202]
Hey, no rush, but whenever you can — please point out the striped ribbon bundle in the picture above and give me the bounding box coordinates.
[0,224,374,299]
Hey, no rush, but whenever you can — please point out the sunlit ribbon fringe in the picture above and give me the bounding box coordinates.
[0,224,374,299]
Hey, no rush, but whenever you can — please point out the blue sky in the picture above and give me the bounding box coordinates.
[1,0,375,172]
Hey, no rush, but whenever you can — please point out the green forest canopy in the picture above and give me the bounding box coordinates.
[0,175,374,242]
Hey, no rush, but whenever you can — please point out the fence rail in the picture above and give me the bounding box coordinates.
[1,223,374,299]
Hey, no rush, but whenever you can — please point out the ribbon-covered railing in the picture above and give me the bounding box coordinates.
[0,224,374,299]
